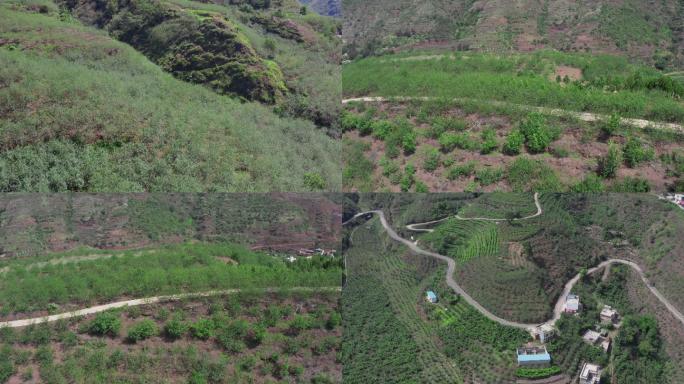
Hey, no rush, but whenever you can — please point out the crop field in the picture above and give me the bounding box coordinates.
[457,193,537,219]
[342,216,537,383]
[0,242,342,318]
[341,98,684,193]
[0,290,341,383]
[343,51,684,122]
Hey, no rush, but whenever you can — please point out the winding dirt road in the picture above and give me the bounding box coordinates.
[0,287,341,328]
[344,199,684,331]
[342,96,684,133]
[406,193,542,233]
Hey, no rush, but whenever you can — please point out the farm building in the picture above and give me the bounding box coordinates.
[582,330,611,352]
[532,324,556,343]
[426,291,438,303]
[579,362,602,384]
[516,345,551,368]
[600,305,619,324]
[564,294,581,313]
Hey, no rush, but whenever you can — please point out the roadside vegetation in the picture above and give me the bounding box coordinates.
[0,242,342,316]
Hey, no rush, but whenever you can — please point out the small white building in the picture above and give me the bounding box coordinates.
[532,324,556,343]
[564,294,581,313]
[600,305,619,324]
[579,362,602,384]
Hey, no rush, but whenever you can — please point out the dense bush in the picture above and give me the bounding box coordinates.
[475,167,504,185]
[623,136,655,168]
[127,319,158,343]
[503,130,524,155]
[422,147,441,172]
[191,319,216,340]
[480,128,498,154]
[507,157,561,191]
[515,366,561,379]
[519,113,553,154]
[598,142,622,178]
[87,313,121,337]
[164,318,188,339]
[439,132,479,152]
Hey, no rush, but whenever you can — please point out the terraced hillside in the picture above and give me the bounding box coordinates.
[0,193,341,258]
[342,51,684,192]
[0,0,340,191]
[344,193,684,383]
[343,0,684,69]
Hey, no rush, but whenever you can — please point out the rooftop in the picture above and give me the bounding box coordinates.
[516,346,551,362]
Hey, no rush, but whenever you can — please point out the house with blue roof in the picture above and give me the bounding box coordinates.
[516,345,551,368]
[426,291,438,303]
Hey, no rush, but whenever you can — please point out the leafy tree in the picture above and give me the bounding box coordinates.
[88,312,121,337]
[598,142,622,178]
[299,6,307,15]
[127,319,158,342]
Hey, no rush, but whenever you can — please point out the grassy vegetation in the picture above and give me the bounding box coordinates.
[0,291,341,383]
[0,242,341,315]
[343,51,684,123]
[0,3,340,191]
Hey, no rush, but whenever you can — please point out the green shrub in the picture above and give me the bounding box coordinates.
[87,312,121,337]
[502,130,524,155]
[519,113,552,154]
[622,136,654,168]
[475,167,504,185]
[164,318,188,340]
[127,319,158,343]
[446,162,476,180]
[371,120,393,139]
[379,156,400,177]
[414,181,429,192]
[571,174,606,192]
[598,142,622,178]
[303,172,326,190]
[326,312,341,329]
[507,157,562,191]
[601,113,621,138]
[439,132,479,152]
[609,177,651,192]
[190,319,215,340]
[0,347,14,383]
[429,116,467,138]
[480,128,498,154]
[422,147,441,172]
[400,163,416,192]
[516,366,561,379]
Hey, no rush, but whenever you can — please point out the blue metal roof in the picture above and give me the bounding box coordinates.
[517,353,551,363]
[426,291,437,300]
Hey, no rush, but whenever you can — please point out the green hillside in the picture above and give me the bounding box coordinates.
[0,0,340,192]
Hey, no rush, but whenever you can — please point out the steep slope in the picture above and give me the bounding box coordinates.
[0,2,340,191]
[343,0,684,69]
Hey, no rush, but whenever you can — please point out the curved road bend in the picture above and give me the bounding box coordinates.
[344,207,684,331]
[0,287,341,328]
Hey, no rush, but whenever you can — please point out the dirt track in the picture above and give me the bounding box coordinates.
[342,96,684,133]
[0,287,341,328]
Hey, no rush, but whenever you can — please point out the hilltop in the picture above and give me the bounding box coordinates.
[0,0,341,192]
[343,0,684,69]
